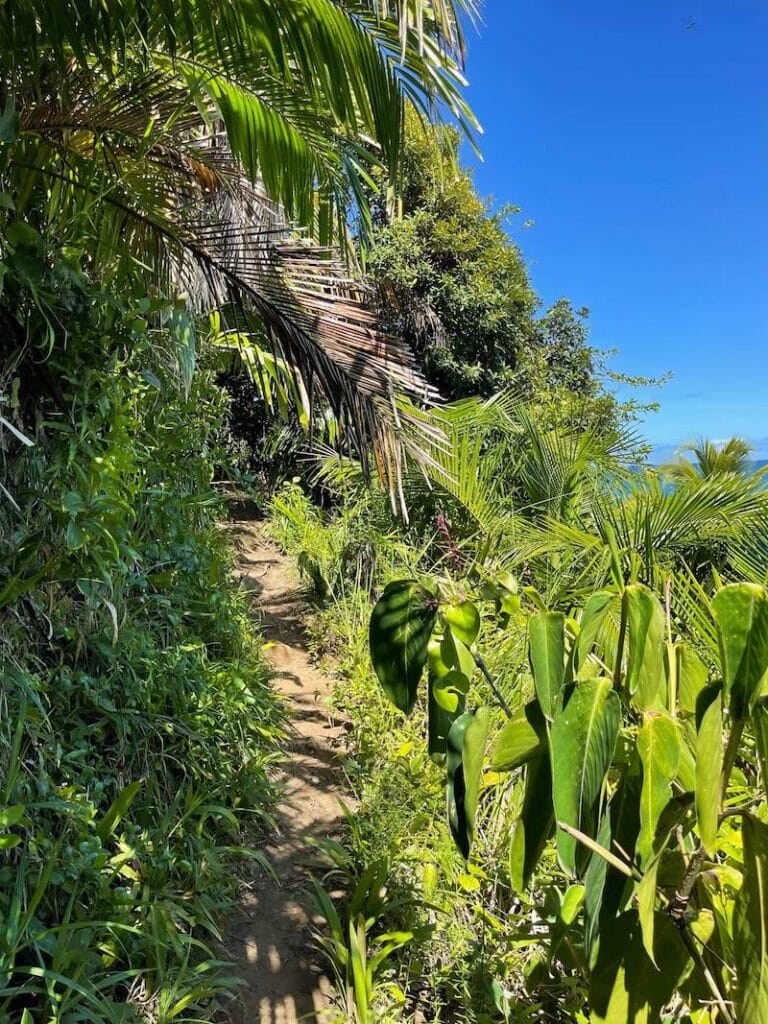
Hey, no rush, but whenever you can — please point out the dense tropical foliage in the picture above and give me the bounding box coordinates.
[2,1,765,1022]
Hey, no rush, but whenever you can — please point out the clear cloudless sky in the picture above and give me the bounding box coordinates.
[461,0,768,457]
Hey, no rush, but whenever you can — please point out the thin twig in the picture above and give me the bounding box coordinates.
[472,651,513,718]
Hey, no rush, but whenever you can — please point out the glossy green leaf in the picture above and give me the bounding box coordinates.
[734,813,768,1022]
[576,590,616,677]
[510,752,554,892]
[623,584,665,709]
[587,768,641,958]
[584,810,614,964]
[440,629,476,680]
[529,611,566,721]
[636,712,680,865]
[431,670,469,714]
[550,678,621,875]
[443,600,480,647]
[636,854,660,966]
[712,583,768,719]
[369,580,438,715]
[694,683,723,856]
[675,721,697,793]
[490,699,546,771]
[428,673,466,759]
[676,643,709,716]
[447,707,490,859]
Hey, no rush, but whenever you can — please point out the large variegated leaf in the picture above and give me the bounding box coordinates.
[369,580,437,714]
[550,678,621,875]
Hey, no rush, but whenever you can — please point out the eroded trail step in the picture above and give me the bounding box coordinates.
[224,519,346,1024]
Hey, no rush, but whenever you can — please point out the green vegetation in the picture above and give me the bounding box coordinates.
[269,407,768,1022]
[2,1,764,1022]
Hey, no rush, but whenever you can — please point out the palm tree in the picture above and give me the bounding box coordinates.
[0,0,476,493]
[662,436,755,483]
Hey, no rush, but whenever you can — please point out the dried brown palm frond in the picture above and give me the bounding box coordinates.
[8,65,445,507]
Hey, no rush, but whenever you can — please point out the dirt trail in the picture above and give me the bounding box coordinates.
[224,517,346,1024]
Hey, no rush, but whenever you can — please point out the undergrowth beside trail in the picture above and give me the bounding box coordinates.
[269,485,582,1024]
[1,244,283,1021]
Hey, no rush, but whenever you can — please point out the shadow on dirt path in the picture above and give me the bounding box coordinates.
[224,518,348,1024]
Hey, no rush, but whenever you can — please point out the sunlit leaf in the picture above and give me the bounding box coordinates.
[734,814,768,1021]
[529,611,565,721]
[694,683,723,856]
[623,584,665,709]
[636,712,679,865]
[550,678,620,875]
[712,583,768,718]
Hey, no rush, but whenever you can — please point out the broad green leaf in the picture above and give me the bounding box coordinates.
[694,683,723,856]
[550,678,621,875]
[584,810,613,964]
[529,611,566,721]
[624,585,665,709]
[431,670,469,714]
[712,583,768,718]
[427,633,450,679]
[97,781,142,842]
[440,629,476,680]
[447,707,490,859]
[675,721,697,793]
[589,911,692,1024]
[490,699,546,771]
[585,768,641,964]
[369,581,438,715]
[560,883,585,925]
[576,590,616,677]
[676,643,709,716]
[637,854,660,966]
[510,752,554,892]
[428,673,466,759]
[734,813,768,1022]
[443,600,480,646]
[636,712,680,865]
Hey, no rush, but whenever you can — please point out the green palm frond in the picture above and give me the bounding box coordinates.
[1,1,477,498]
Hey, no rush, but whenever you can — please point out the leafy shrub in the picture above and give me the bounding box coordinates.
[0,238,282,1021]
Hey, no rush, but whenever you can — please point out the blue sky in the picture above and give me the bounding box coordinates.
[461,0,768,457]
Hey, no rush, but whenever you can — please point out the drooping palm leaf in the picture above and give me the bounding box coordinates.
[1,2,474,500]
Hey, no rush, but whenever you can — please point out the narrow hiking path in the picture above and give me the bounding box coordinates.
[224,517,348,1024]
